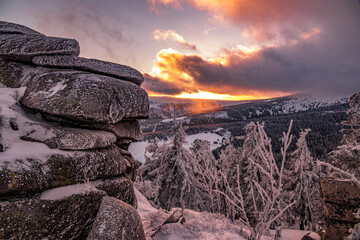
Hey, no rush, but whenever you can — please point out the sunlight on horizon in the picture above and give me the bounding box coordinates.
[149,90,289,101]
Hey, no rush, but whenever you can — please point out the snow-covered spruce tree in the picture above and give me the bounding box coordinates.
[218,121,296,240]
[331,91,360,179]
[219,138,242,218]
[285,129,323,230]
[191,139,222,213]
[138,122,209,211]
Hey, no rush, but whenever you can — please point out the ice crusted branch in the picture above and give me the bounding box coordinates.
[216,120,296,240]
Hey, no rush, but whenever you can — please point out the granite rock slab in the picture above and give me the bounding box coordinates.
[33,55,144,85]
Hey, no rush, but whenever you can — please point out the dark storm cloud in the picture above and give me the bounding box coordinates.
[142,73,184,95]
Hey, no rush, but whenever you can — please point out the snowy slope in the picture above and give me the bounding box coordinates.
[135,188,315,240]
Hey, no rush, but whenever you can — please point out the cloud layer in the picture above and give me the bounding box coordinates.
[30,0,137,65]
[146,0,360,97]
[153,29,197,51]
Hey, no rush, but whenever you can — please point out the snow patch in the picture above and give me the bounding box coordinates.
[161,116,187,123]
[203,111,230,119]
[0,87,70,171]
[135,187,158,219]
[40,182,100,200]
[183,132,223,150]
[280,229,313,240]
[47,80,67,97]
[129,141,152,163]
[129,132,223,163]
[281,95,347,114]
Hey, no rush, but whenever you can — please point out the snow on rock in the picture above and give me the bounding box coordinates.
[0,87,69,169]
[40,182,101,200]
[46,79,67,98]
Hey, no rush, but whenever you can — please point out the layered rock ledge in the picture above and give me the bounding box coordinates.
[0,21,147,239]
[319,177,360,240]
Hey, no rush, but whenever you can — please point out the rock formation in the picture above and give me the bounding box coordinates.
[0,21,148,239]
[87,196,146,240]
[319,177,360,240]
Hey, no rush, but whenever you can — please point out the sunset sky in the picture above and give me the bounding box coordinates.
[1,0,360,100]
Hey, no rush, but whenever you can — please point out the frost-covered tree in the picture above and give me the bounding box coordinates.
[138,122,209,211]
[218,139,240,217]
[240,122,274,217]
[331,91,360,178]
[218,121,296,240]
[191,139,222,213]
[220,138,241,183]
[285,129,323,230]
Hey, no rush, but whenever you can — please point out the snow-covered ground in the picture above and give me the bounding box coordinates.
[201,111,231,119]
[135,189,314,240]
[277,95,347,114]
[129,132,224,163]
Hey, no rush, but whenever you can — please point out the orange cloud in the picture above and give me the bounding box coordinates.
[153,29,198,51]
[142,47,290,100]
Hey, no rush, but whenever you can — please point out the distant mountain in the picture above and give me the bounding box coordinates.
[140,94,350,160]
[148,96,246,120]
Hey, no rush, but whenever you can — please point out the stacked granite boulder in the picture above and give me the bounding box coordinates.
[0,21,148,239]
[319,177,360,240]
